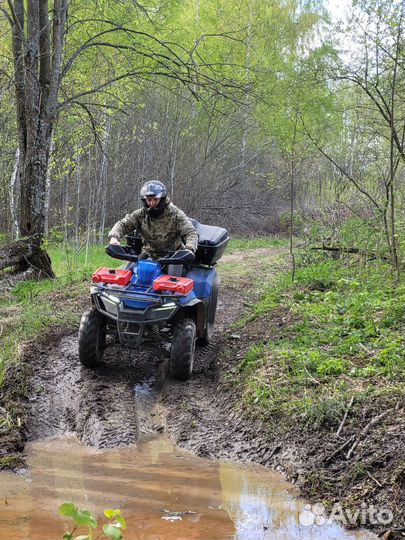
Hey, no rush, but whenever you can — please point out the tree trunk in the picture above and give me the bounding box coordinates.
[74,151,82,250]
[20,126,53,240]
[98,114,112,244]
[0,236,54,277]
[289,116,297,282]
[5,0,68,278]
[44,137,55,236]
[10,148,20,241]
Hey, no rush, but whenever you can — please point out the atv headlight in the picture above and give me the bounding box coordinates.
[146,302,177,321]
[101,292,120,305]
[97,291,121,316]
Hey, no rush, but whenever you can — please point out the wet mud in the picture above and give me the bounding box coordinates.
[25,286,244,450]
[23,249,266,451]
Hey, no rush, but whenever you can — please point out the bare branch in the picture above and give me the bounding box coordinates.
[299,115,383,212]
[0,6,13,26]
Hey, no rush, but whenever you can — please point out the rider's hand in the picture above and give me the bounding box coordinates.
[109,237,121,246]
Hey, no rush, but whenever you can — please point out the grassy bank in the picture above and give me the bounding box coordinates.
[0,245,121,384]
[231,255,405,424]
[222,251,405,529]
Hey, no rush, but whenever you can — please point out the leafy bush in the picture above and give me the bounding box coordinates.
[59,503,126,540]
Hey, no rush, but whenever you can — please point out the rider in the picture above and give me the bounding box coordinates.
[108,180,198,261]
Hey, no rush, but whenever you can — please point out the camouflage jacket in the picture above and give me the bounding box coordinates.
[108,201,198,259]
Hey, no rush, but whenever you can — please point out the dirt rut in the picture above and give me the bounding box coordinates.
[25,260,260,451]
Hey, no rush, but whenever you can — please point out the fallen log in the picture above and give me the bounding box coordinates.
[0,237,55,279]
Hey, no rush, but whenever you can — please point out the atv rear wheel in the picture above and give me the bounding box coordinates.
[170,318,196,380]
[78,308,107,368]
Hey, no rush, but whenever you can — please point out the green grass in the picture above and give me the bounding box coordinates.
[48,244,121,278]
[0,456,19,469]
[226,237,286,253]
[232,256,405,427]
[0,280,85,385]
[0,244,117,384]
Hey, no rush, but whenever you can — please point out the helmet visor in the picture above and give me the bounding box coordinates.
[140,181,166,199]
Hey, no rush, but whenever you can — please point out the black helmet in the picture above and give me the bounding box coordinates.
[140,180,167,199]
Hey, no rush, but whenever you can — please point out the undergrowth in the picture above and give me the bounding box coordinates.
[232,253,405,428]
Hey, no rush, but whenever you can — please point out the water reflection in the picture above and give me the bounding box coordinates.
[0,436,377,540]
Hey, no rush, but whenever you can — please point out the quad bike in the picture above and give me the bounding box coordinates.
[78,220,229,380]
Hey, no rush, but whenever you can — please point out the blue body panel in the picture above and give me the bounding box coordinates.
[131,260,161,286]
[122,295,158,310]
[97,261,216,310]
[186,267,217,300]
[116,261,212,310]
[178,290,197,305]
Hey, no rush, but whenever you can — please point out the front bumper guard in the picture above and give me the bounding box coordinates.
[91,286,180,348]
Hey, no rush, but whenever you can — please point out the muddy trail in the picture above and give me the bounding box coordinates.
[3,247,403,539]
[24,249,279,457]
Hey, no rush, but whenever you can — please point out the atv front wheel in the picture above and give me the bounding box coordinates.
[78,309,107,368]
[170,318,196,380]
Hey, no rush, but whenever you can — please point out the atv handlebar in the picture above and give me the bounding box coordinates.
[158,249,195,265]
[106,245,195,265]
[105,244,139,263]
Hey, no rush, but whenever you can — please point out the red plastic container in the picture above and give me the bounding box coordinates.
[153,275,194,295]
[92,267,132,286]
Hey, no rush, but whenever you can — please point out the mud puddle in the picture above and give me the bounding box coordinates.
[0,435,377,540]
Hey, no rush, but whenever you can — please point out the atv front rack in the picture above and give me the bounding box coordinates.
[91,283,187,348]
[92,282,189,301]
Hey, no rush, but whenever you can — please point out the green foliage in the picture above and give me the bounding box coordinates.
[59,504,126,540]
[238,343,266,372]
[0,406,20,435]
[48,245,121,279]
[234,253,405,426]
[0,455,18,469]
[302,216,392,257]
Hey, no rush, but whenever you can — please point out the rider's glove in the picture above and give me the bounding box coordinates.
[109,236,121,246]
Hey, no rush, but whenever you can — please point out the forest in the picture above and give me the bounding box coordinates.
[0,0,404,539]
[0,0,403,275]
